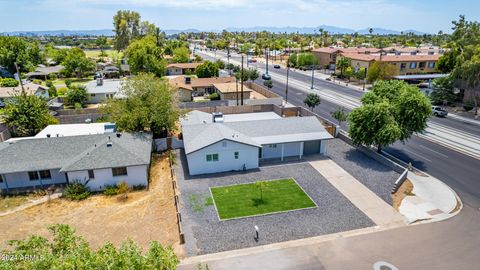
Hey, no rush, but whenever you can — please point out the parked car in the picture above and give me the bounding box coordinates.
[248,59,257,63]
[273,64,281,69]
[262,73,271,80]
[432,106,448,117]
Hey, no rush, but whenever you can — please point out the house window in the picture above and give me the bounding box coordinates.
[91,94,96,97]
[112,167,127,176]
[269,144,277,148]
[222,141,227,147]
[206,153,219,162]
[409,62,417,69]
[428,62,436,68]
[39,170,51,179]
[400,63,406,71]
[419,62,426,69]
[88,170,95,179]
[28,171,39,181]
[0,174,3,183]
[234,152,239,159]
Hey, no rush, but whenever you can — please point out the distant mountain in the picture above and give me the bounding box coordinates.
[1,25,427,37]
[1,29,113,37]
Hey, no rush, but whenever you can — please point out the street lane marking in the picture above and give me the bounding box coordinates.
[419,145,449,158]
[399,148,432,163]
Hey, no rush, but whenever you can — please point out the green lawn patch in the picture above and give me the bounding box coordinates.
[210,178,316,220]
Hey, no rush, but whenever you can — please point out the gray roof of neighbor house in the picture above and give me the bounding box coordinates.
[0,132,152,174]
[25,65,64,77]
[0,83,48,98]
[85,79,123,94]
[181,110,333,154]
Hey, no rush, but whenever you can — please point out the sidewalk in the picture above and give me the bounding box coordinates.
[309,159,406,228]
[398,172,461,224]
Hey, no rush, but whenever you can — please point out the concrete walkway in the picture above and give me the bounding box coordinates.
[399,172,460,224]
[309,159,406,228]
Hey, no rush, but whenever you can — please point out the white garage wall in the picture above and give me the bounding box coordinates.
[67,165,148,191]
[0,169,67,189]
[187,140,259,175]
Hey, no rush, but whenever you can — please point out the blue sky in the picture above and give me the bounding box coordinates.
[0,0,479,33]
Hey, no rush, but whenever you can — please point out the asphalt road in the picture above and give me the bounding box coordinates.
[196,48,480,209]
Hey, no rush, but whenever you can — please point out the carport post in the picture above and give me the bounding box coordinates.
[281,144,284,161]
[299,142,304,159]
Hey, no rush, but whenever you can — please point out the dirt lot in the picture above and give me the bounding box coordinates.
[0,154,182,255]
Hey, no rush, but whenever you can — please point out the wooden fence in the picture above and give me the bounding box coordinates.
[168,153,185,244]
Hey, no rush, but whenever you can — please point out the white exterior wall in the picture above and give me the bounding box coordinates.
[261,142,302,159]
[167,68,182,75]
[187,140,259,175]
[0,169,66,189]
[67,165,148,191]
[320,140,327,154]
[88,93,107,104]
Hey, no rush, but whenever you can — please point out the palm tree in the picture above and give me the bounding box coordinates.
[337,57,350,77]
[319,28,324,46]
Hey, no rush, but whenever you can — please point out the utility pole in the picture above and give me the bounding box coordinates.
[311,65,315,90]
[285,66,289,106]
[14,62,25,94]
[265,48,269,75]
[241,54,244,105]
[227,47,231,75]
[236,79,239,106]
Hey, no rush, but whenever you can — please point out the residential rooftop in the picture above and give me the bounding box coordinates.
[213,82,253,94]
[85,79,124,94]
[167,62,202,69]
[169,76,236,91]
[0,83,47,98]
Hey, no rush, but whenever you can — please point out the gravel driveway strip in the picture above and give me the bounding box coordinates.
[174,150,374,256]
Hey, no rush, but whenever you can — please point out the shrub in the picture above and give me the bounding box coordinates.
[103,185,118,196]
[46,80,53,87]
[67,85,88,106]
[463,100,474,112]
[65,79,72,88]
[57,86,68,96]
[32,79,43,85]
[0,78,19,87]
[48,73,58,80]
[116,181,130,201]
[209,92,220,100]
[263,79,273,88]
[64,180,90,200]
[48,85,57,97]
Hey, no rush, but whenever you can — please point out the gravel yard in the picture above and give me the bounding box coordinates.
[174,150,374,256]
[325,139,400,204]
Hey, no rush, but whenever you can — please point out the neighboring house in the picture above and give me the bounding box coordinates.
[213,82,252,100]
[168,76,236,102]
[85,78,123,103]
[25,65,64,80]
[312,47,381,69]
[0,83,49,105]
[181,111,333,175]
[166,62,202,76]
[35,122,116,138]
[340,53,441,76]
[0,132,152,191]
[0,66,13,78]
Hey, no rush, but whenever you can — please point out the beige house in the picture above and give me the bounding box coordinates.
[339,53,441,76]
[213,82,252,100]
[166,62,202,76]
[0,83,49,103]
[168,76,236,102]
[312,47,381,69]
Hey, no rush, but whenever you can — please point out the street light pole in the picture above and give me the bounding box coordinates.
[285,66,289,106]
[311,66,315,90]
[241,54,244,106]
[265,48,269,75]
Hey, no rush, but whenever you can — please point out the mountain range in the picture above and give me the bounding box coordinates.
[1,25,427,37]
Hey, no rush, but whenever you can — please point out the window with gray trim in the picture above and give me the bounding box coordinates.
[88,170,95,179]
[112,167,127,176]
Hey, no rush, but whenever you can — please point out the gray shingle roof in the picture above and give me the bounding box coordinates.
[0,133,152,174]
[85,79,123,94]
[181,111,333,155]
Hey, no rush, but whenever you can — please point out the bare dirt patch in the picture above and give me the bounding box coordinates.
[391,179,414,210]
[0,154,182,255]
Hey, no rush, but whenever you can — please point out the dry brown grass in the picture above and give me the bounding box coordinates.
[0,154,182,256]
[391,179,414,210]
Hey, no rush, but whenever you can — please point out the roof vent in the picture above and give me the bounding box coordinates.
[46,134,51,138]
[107,142,113,147]
[212,112,224,123]
[116,133,121,138]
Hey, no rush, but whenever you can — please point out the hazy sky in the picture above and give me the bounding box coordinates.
[1,0,479,33]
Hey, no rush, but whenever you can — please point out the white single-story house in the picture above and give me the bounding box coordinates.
[181,111,334,175]
[0,132,152,192]
[85,78,123,103]
[166,62,202,76]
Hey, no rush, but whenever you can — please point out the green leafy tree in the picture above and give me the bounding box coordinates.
[124,36,166,77]
[331,107,349,126]
[349,80,432,152]
[344,66,354,82]
[66,85,89,106]
[113,10,141,51]
[355,68,366,81]
[430,77,456,105]
[304,93,321,111]
[366,61,396,83]
[235,69,249,82]
[1,224,179,269]
[437,51,458,73]
[263,79,273,88]
[3,93,58,137]
[62,48,95,78]
[287,53,297,68]
[101,73,181,137]
[195,61,219,78]
[172,47,190,63]
[297,53,318,68]
[215,59,225,70]
[248,68,259,81]
[0,36,43,73]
